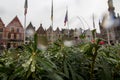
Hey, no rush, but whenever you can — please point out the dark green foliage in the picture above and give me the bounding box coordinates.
[0,34,120,80]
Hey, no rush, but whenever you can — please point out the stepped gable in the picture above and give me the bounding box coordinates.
[26,22,35,30]
[55,27,60,32]
[55,27,61,34]
[36,24,46,34]
[0,18,5,27]
[6,16,23,28]
[47,26,52,32]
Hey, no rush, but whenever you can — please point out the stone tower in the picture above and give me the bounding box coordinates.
[108,0,115,18]
[107,0,116,43]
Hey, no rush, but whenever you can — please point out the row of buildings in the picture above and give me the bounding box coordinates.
[24,0,120,45]
[0,16,87,49]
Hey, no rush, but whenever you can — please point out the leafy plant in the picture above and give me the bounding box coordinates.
[0,33,120,80]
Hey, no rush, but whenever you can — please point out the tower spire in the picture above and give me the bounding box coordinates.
[108,0,114,11]
[108,0,115,17]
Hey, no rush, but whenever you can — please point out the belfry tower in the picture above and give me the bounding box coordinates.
[99,0,120,44]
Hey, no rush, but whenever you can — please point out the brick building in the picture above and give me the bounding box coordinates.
[0,18,6,47]
[5,16,24,48]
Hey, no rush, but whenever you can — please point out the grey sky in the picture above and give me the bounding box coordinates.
[0,0,120,32]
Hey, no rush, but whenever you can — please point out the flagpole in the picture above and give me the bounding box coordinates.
[66,4,69,38]
[92,14,96,39]
[51,17,53,43]
[64,6,69,38]
[66,0,69,38]
[67,17,69,38]
[51,0,54,43]
[24,0,28,44]
[24,14,26,44]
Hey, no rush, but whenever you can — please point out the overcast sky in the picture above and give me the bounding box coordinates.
[0,0,120,32]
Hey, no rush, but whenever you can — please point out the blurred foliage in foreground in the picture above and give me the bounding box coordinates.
[0,34,120,80]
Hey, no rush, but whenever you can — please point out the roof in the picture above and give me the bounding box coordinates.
[55,27,60,32]
[6,16,23,28]
[26,22,35,31]
[47,26,53,32]
[36,24,46,34]
[0,18,5,27]
[55,27,61,34]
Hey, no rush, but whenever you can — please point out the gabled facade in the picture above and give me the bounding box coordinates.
[69,29,75,38]
[61,29,74,40]
[60,29,69,40]
[54,27,62,40]
[46,26,53,42]
[36,24,46,36]
[36,24,48,45]
[5,16,24,48]
[0,18,5,47]
[84,29,93,42]
[25,22,35,43]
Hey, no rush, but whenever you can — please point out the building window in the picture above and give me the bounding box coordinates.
[0,28,3,32]
[11,28,14,32]
[17,34,19,39]
[20,34,22,40]
[8,33,11,39]
[17,28,19,33]
[14,34,16,39]
[0,34,2,39]
[11,34,14,39]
